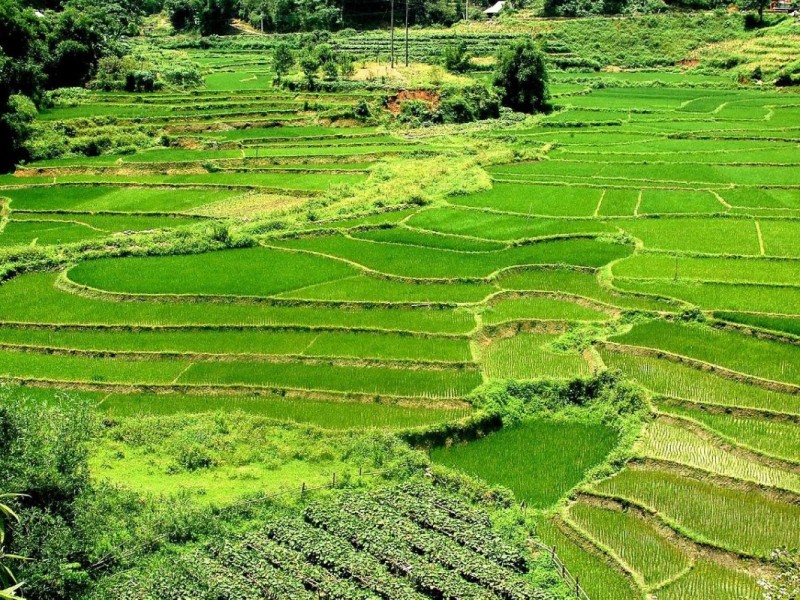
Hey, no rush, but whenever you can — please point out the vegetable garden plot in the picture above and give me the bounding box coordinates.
[592,466,800,558]
[611,320,800,385]
[658,403,800,465]
[483,333,590,380]
[431,419,617,508]
[613,217,761,254]
[0,273,474,334]
[68,247,358,297]
[447,182,603,217]
[636,419,800,493]
[613,254,800,286]
[3,185,242,213]
[406,206,617,240]
[614,279,800,315]
[600,351,800,416]
[277,274,496,304]
[271,234,632,279]
[568,501,691,588]
[482,296,610,325]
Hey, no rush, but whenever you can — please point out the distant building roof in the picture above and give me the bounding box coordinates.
[484,1,507,14]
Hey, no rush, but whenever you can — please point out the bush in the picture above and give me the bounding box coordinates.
[162,64,203,88]
[125,70,156,92]
[442,41,471,73]
[493,39,550,114]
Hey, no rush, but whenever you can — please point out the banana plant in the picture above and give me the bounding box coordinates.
[0,494,27,600]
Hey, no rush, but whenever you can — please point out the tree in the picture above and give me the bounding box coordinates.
[198,0,235,35]
[166,0,197,30]
[0,95,37,169]
[272,42,294,81]
[492,39,549,114]
[442,40,471,73]
[738,0,769,23]
[299,48,320,88]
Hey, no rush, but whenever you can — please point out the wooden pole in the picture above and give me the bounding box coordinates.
[405,0,409,67]
[390,0,395,68]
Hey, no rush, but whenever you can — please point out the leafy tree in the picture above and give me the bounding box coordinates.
[299,48,320,88]
[338,54,355,78]
[272,42,295,81]
[738,0,769,23]
[198,0,235,35]
[492,39,549,114]
[442,40,471,73]
[166,0,197,29]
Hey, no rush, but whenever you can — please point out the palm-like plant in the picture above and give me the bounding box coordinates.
[0,494,26,600]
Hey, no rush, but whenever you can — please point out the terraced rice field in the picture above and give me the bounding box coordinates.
[3,46,800,600]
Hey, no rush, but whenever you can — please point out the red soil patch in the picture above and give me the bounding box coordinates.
[386,90,440,114]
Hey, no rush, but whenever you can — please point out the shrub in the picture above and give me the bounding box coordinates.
[493,39,550,114]
[442,41,471,73]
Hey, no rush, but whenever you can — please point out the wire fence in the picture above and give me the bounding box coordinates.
[88,468,591,599]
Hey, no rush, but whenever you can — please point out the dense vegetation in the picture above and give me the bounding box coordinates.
[1,0,799,598]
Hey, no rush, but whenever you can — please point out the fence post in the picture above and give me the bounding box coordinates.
[332,472,336,488]
[359,466,362,477]
[551,546,556,562]
[301,482,306,497]
[575,576,580,598]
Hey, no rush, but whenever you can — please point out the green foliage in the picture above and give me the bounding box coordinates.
[493,39,550,114]
[272,41,295,81]
[442,40,471,73]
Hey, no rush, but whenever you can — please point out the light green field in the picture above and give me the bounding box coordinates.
[611,320,800,385]
[432,419,618,508]
[593,467,800,558]
[483,333,591,380]
[568,501,691,588]
[601,350,800,416]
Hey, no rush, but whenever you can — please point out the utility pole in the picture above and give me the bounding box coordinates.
[390,0,395,69]
[405,0,410,67]
[465,0,469,22]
